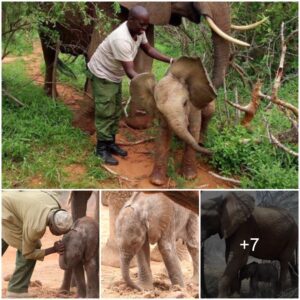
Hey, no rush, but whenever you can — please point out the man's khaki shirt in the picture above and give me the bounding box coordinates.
[2,191,60,260]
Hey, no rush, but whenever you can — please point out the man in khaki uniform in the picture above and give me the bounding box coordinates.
[2,191,73,298]
[88,5,173,165]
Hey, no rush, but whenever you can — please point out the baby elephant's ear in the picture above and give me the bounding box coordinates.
[169,57,217,109]
[130,73,156,116]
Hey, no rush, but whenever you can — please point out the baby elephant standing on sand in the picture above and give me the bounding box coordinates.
[59,217,99,298]
[239,262,279,297]
[116,192,199,291]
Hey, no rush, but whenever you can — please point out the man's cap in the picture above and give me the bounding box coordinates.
[50,210,73,234]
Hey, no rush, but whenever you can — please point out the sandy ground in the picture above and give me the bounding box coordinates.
[2,229,72,298]
[2,193,97,298]
[3,40,235,189]
[100,204,199,298]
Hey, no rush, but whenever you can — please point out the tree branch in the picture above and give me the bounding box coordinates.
[271,22,298,117]
[226,80,262,128]
[3,89,25,107]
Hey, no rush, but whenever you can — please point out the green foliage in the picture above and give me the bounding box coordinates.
[167,158,188,188]
[57,55,87,90]
[206,116,298,188]
[2,60,111,188]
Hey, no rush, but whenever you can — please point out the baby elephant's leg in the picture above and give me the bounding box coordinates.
[137,240,153,289]
[187,244,199,284]
[85,257,99,298]
[158,237,184,287]
[186,215,199,284]
[73,264,86,298]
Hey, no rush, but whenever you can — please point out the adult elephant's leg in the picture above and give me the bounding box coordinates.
[71,191,92,220]
[278,260,289,292]
[201,244,209,297]
[137,240,153,289]
[85,258,99,298]
[158,232,184,287]
[101,192,135,267]
[125,25,154,129]
[73,264,87,298]
[218,250,249,298]
[180,107,201,179]
[39,31,57,97]
[150,118,172,186]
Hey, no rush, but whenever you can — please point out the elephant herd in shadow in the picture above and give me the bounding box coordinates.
[201,191,298,298]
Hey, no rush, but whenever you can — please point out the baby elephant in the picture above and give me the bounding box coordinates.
[239,262,278,297]
[116,192,199,291]
[59,216,99,298]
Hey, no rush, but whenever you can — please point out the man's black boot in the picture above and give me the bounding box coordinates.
[107,135,128,157]
[95,140,118,165]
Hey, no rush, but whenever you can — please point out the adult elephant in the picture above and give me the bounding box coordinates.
[59,191,99,294]
[39,2,263,133]
[201,192,298,297]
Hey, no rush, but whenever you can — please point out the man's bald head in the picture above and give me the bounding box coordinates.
[127,5,149,37]
[128,6,149,20]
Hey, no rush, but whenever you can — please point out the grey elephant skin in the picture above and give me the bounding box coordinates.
[201,192,298,297]
[39,2,256,133]
[59,216,99,298]
[130,57,215,185]
[116,192,199,291]
[60,191,99,296]
[239,262,278,297]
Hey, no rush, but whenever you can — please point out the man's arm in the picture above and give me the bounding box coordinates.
[120,43,172,79]
[120,61,139,79]
[140,43,172,63]
[44,240,65,256]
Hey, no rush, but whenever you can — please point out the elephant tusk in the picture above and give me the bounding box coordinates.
[231,17,269,31]
[205,16,250,47]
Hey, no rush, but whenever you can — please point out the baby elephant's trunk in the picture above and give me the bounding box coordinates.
[121,253,142,291]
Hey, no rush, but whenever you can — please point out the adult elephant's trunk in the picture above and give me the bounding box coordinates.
[120,253,142,291]
[193,2,231,89]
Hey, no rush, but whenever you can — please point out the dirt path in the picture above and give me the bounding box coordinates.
[101,204,199,298]
[3,41,234,189]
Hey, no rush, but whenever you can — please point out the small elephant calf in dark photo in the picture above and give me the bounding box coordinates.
[239,262,279,297]
[59,216,99,298]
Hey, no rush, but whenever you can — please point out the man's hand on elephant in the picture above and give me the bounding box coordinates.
[54,240,65,254]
